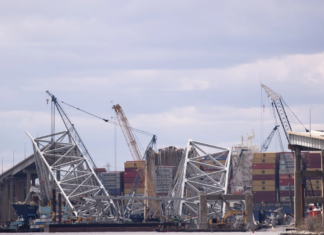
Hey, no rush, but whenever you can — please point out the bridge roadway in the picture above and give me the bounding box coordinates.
[0,153,37,224]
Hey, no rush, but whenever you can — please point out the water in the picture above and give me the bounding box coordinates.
[3,231,284,235]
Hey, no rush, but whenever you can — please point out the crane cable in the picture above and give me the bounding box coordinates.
[59,100,154,137]
[281,99,308,132]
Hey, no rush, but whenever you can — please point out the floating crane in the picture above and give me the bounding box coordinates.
[261,84,314,205]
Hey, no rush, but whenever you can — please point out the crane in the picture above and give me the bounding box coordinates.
[50,96,160,218]
[44,91,116,217]
[112,104,158,218]
[260,84,315,201]
[259,125,280,152]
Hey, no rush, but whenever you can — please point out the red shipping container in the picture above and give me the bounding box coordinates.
[124,172,138,178]
[280,191,294,196]
[305,153,321,162]
[306,158,321,164]
[307,163,321,168]
[125,167,139,172]
[279,175,294,180]
[308,153,321,158]
[252,164,276,169]
[254,197,276,203]
[124,178,135,183]
[252,191,275,197]
[279,180,294,185]
[313,190,322,196]
[252,175,275,180]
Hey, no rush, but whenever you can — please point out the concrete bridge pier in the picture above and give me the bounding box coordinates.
[198,193,208,229]
[293,146,302,227]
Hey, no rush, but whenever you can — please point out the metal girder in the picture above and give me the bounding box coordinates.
[26,131,116,219]
[167,139,232,220]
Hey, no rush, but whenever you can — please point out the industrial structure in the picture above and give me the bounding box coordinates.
[1,83,324,232]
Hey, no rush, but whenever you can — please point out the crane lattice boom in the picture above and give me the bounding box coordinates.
[112,104,156,194]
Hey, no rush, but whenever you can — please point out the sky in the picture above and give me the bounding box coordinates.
[1,0,324,172]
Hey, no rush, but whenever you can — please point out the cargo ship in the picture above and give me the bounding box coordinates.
[252,151,322,222]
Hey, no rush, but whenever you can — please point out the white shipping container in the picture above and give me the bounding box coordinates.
[156,188,170,193]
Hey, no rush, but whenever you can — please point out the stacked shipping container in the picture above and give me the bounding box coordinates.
[102,171,124,195]
[252,153,277,203]
[278,153,296,202]
[156,166,173,195]
[305,152,322,196]
[124,161,145,195]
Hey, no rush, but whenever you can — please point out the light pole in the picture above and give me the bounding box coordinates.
[310,107,313,137]
[13,150,15,166]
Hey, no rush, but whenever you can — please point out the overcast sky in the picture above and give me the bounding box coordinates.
[1,0,324,172]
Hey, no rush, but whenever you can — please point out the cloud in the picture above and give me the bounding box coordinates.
[1,1,324,171]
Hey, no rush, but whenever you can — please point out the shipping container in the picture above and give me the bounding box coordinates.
[307,163,322,168]
[279,180,294,185]
[252,180,275,186]
[252,186,275,191]
[252,164,276,169]
[279,153,294,159]
[280,159,295,165]
[305,158,321,164]
[125,167,139,172]
[102,174,123,178]
[280,191,294,196]
[124,178,136,183]
[307,185,321,190]
[124,188,144,194]
[253,158,276,164]
[252,191,276,197]
[252,175,275,180]
[254,197,276,203]
[280,185,295,191]
[124,172,139,178]
[307,152,321,158]
[124,161,144,168]
[280,197,293,202]
[252,169,275,175]
[279,175,294,180]
[253,153,277,159]
[279,165,295,170]
[105,184,121,189]
[279,169,294,174]
[310,180,321,185]
[313,190,322,196]
[124,183,144,188]
[156,188,171,193]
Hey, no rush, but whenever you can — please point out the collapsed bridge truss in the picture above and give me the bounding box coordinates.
[26,130,116,220]
[167,139,232,221]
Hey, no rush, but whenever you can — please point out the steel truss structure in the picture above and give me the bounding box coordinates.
[26,130,116,220]
[167,139,232,221]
